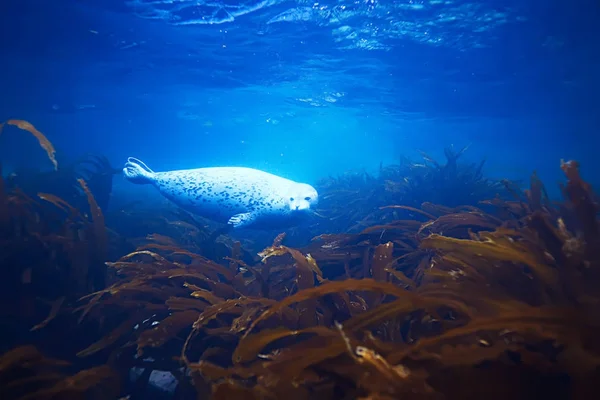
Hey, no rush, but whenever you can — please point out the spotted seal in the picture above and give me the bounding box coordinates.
[122,157,318,229]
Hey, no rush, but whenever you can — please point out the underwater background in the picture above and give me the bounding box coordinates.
[1,0,599,195]
[1,0,600,399]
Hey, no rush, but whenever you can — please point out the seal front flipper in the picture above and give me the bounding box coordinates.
[228,212,256,228]
[123,157,156,184]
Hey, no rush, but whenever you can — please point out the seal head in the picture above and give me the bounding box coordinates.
[287,183,318,212]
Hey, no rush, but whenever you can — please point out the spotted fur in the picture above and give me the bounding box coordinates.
[122,157,318,229]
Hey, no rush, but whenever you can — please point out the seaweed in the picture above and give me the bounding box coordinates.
[2,120,600,399]
[0,119,57,170]
[0,122,115,381]
[311,145,506,234]
[0,345,118,400]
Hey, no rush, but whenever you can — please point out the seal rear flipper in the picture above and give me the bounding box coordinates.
[123,157,156,184]
[227,212,256,228]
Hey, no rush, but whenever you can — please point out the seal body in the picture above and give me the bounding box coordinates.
[122,157,318,229]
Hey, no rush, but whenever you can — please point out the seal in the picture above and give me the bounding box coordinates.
[122,157,318,229]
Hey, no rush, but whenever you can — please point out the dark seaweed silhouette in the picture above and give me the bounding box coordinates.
[1,120,599,400]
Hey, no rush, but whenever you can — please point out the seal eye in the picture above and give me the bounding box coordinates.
[304,197,311,201]
[290,197,294,201]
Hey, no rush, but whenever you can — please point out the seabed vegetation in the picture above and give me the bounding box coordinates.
[1,120,599,400]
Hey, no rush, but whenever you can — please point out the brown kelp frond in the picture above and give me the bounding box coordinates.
[559,160,600,255]
[380,205,437,220]
[335,322,436,398]
[30,296,66,331]
[0,345,69,372]
[0,120,57,170]
[0,345,118,400]
[403,305,573,348]
[420,231,559,290]
[78,179,107,244]
[258,243,324,283]
[417,211,503,237]
[231,325,340,364]
[37,192,80,216]
[0,346,69,399]
[240,279,411,338]
[18,365,119,400]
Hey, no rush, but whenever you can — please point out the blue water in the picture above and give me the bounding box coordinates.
[1,0,598,201]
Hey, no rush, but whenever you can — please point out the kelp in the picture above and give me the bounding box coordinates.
[0,121,126,400]
[0,119,57,170]
[0,345,118,400]
[2,122,600,399]
[310,145,506,234]
[106,159,598,399]
[0,123,112,331]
